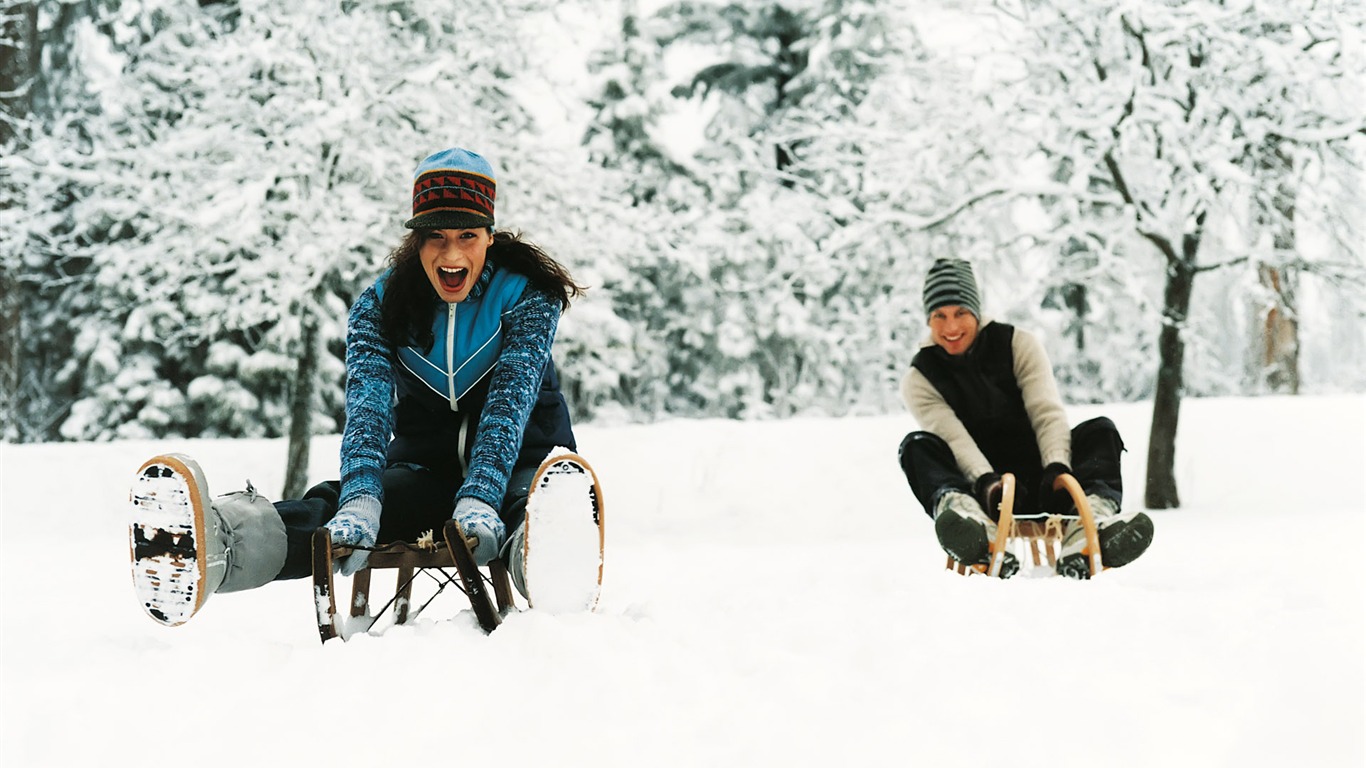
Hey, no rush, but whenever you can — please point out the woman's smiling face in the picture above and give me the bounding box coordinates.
[419,228,492,303]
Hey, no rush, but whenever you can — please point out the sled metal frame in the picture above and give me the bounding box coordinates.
[946,473,1104,578]
[310,526,516,643]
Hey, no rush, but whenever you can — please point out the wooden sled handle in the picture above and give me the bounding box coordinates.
[986,473,1016,578]
[1054,474,1104,576]
[330,536,471,558]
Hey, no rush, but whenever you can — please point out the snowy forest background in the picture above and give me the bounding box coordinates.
[2,0,1364,491]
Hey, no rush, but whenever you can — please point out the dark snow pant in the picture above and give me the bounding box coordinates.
[897,416,1124,520]
[270,463,538,581]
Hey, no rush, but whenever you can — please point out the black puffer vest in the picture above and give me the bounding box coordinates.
[911,322,1041,475]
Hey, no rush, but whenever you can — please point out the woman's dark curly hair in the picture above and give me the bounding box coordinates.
[379,229,584,349]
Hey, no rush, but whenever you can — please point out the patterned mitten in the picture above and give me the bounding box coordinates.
[325,497,381,576]
[453,497,505,566]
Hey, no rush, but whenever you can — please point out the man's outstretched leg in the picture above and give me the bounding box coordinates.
[899,431,1018,578]
[1056,418,1154,577]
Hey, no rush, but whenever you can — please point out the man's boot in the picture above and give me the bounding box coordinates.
[1056,495,1154,578]
[934,490,1018,578]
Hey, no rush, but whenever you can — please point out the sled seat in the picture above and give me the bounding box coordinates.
[946,473,1103,577]
[945,514,1067,574]
[310,526,515,643]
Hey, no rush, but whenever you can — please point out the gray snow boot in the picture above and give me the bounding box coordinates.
[504,522,529,601]
[1056,495,1154,579]
[129,454,287,626]
[934,490,1018,578]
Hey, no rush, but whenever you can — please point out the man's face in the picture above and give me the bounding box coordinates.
[928,305,979,356]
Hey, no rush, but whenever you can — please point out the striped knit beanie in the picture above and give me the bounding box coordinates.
[404,148,496,230]
[922,258,982,319]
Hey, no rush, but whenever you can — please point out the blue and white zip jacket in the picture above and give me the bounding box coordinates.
[338,262,575,515]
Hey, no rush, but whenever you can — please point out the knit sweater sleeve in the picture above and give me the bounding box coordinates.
[457,285,561,509]
[1011,328,1071,467]
[338,284,395,510]
[900,366,994,482]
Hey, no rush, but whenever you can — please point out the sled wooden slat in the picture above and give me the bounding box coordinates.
[312,528,339,642]
[490,562,514,616]
[1027,531,1044,566]
[348,568,369,617]
[394,566,415,624]
[1013,518,1064,568]
[490,561,514,610]
[945,472,1101,578]
[311,529,517,643]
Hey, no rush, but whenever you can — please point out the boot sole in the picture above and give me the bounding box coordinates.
[129,455,210,626]
[1057,512,1155,577]
[523,454,604,613]
[1098,512,1155,568]
[935,511,990,565]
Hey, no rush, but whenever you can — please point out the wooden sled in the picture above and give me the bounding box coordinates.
[311,519,515,643]
[946,472,1104,578]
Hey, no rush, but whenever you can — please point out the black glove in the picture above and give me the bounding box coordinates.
[1039,462,1071,511]
[973,472,1003,518]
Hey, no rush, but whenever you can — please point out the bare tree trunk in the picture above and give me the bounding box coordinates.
[1251,138,1300,393]
[0,2,37,147]
[0,267,18,441]
[1,4,37,440]
[282,298,320,500]
[1255,143,1300,394]
[1258,264,1299,394]
[1144,236,1199,510]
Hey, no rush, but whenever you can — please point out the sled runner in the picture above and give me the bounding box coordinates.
[311,521,514,643]
[946,472,1103,578]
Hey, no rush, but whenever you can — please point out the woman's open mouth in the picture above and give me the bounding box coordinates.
[438,266,469,294]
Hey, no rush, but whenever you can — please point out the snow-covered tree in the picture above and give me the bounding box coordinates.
[4,0,608,440]
[585,2,702,208]
[586,0,923,418]
[983,0,1366,507]
[9,0,1363,447]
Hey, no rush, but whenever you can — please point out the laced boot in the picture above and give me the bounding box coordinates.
[1056,495,1154,579]
[934,490,1018,578]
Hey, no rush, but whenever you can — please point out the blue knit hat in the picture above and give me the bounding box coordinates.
[404,148,496,230]
[922,258,982,319]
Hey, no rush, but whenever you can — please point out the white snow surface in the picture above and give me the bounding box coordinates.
[2,395,1363,767]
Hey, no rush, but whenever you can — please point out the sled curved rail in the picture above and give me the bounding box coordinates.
[986,474,1016,578]
[946,472,1103,578]
[1054,473,1103,576]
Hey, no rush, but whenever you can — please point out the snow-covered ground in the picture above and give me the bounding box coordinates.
[2,395,1363,767]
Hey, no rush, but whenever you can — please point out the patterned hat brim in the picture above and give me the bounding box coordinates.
[404,210,495,230]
